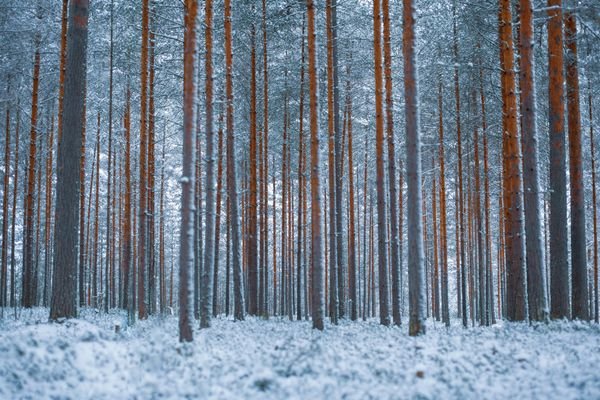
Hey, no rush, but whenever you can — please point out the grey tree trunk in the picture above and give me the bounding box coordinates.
[403,0,426,336]
[519,0,549,322]
[307,0,325,331]
[179,0,197,343]
[331,0,346,321]
[50,0,90,321]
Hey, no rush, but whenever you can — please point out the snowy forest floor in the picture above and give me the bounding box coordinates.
[1,308,599,400]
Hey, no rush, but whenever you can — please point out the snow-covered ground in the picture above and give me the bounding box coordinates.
[1,308,599,399]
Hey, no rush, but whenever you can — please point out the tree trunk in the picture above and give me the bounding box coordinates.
[56,0,68,146]
[201,0,216,328]
[588,68,599,323]
[499,0,527,321]
[260,0,270,319]
[9,106,20,309]
[247,14,259,317]
[325,0,338,324]
[437,80,450,327]
[138,0,150,321]
[382,0,401,327]
[123,87,132,314]
[564,9,588,320]
[225,0,245,321]
[519,0,549,322]
[306,0,324,331]
[213,116,224,317]
[1,92,11,307]
[104,0,114,314]
[346,71,358,321]
[23,27,42,309]
[373,0,391,327]
[452,2,467,328]
[403,0,425,335]
[179,0,198,343]
[50,0,89,320]
[547,0,569,319]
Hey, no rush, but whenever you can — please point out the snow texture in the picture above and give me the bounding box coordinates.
[1,308,599,399]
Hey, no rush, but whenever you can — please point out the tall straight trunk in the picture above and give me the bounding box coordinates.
[225,193,231,315]
[201,0,216,328]
[438,81,450,326]
[296,14,306,321]
[104,0,114,314]
[432,162,440,321]
[480,68,495,325]
[84,133,96,306]
[1,94,11,306]
[138,0,150,321]
[23,30,42,309]
[373,0,391,327]
[260,0,270,319]
[34,136,43,305]
[56,0,68,146]
[281,88,289,317]
[403,0,426,336]
[158,130,166,313]
[43,113,55,307]
[123,87,132,313]
[212,117,224,317]
[10,106,20,308]
[325,0,338,324]
[110,151,117,308]
[519,0,549,322]
[147,12,156,316]
[225,0,245,321]
[473,110,486,324]
[179,0,197,343]
[331,0,345,320]
[193,97,202,319]
[92,114,100,307]
[499,0,527,321]
[247,16,258,317]
[564,9,588,320]
[361,142,369,320]
[78,94,87,307]
[382,0,401,327]
[547,0,569,319]
[50,0,89,320]
[346,73,358,321]
[452,2,467,328]
[587,67,599,323]
[306,0,324,331]
[273,153,278,316]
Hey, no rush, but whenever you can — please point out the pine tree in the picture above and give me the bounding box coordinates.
[50,0,90,320]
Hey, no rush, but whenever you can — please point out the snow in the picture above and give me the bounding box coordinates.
[1,308,599,399]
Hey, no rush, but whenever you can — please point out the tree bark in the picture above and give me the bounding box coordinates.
[179,0,198,343]
[201,0,216,328]
[307,0,324,331]
[50,0,89,320]
[547,0,569,319]
[225,0,245,321]
[564,9,588,320]
[138,0,150,320]
[373,0,391,327]
[403,0,426,335]
[519,0,549,322]
[499,0,527,321]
